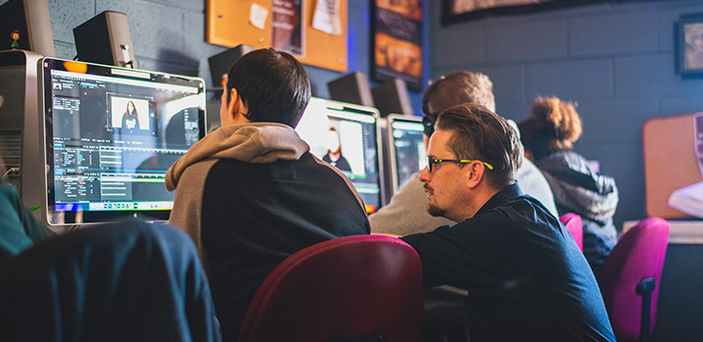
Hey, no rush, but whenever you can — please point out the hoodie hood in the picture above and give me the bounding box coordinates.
[165,123,309,190]
[537,151,618,222]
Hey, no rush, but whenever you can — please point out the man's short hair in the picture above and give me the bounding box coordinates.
[422,71,495,117]
[435,103,522,188]
[421,71,494,137]
[226,48,311,127]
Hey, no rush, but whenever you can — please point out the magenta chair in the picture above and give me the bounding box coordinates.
[559,213,583,251]
[598,217,670,342]
[237,235,424,342]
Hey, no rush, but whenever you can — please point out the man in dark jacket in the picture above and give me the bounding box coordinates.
[167,48,370,341]
[401,104,614,341]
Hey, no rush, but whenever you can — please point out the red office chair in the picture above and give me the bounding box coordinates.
[238,235,424,342]
[559,213,583,251]
[598,217,670,342]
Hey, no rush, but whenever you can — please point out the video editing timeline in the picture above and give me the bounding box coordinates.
[49,68,201,212]
[52,139,186,211]
[391,119,426,189]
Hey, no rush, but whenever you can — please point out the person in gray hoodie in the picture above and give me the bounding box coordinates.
[519,96,618,276]
[166,48,370,342]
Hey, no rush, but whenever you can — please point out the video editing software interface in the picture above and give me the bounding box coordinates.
[44,60,204,223]
[297,98,382,213]
[390,117,426,191]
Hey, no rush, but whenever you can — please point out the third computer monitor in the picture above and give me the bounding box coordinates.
[296,97,385,214]
[387,114,427,195]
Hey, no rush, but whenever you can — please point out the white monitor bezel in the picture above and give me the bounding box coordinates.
[38,57,207,227]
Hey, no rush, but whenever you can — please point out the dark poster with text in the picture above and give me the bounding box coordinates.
[373,0,423,90]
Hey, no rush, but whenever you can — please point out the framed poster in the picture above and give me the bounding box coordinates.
[372,0,423,91]
[441,0,586,25]
[677,13,703,77]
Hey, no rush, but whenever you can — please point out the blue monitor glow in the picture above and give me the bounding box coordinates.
[37,57,206,226]
[387,114,427,194]
[296,97,386,213]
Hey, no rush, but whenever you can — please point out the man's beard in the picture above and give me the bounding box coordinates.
[426,202,446,218]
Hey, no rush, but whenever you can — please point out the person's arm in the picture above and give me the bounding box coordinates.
[369,174,454,235]
[18,198,55,242]
[0,184,55,259]
[400,214,517,291]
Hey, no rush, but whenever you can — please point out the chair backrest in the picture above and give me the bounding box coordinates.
[0,220,220,342]
[238,235,424,342]
[560,213,583,251]
[598,217,670,341]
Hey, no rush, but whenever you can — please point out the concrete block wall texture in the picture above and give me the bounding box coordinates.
[7,0,429,113]
[430,0,703,229]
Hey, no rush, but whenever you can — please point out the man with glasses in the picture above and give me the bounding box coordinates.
[370,71,557,235]
[400,104,614,341]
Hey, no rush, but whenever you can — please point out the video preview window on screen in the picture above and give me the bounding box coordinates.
[297,105,381,213]
[50,70,202,213]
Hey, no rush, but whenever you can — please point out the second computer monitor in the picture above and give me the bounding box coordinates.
[387,114,427,194]
[296,97,385,213]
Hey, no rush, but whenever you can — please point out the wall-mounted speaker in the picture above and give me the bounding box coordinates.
[0,0,55,57]
[371,78,413,117]
[208,44,253,89]
[73,11,136,68]
[327,71,375,107]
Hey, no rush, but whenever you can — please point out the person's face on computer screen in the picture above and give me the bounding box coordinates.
[326,129,341,154]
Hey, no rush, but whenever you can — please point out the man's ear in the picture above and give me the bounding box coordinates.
[227,87,239,119]
[465,162,486,190]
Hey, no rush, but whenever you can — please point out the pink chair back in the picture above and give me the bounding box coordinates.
[238,235,424,342]
[598,217,670,342]
[560,213,583,251]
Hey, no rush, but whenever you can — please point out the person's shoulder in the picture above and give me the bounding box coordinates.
[0,184,20,204]
[478,194,555,228]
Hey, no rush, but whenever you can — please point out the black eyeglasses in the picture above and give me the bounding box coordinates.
[427,158,494,172]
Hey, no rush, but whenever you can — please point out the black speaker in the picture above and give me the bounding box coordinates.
[327,71,375,107]
[0,50,44,212]
[0,0,55,57]
[371,78,413,117]
[73,11,136,68]
[208,44,253,88]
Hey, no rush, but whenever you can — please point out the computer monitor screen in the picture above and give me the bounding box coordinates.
[387,114,426,194]
[296,97,385,213]
[40,57,206,226]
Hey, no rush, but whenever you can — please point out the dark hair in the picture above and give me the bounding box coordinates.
[518,96,582,161]
[421,71,495,137]
[226,48,311,127]
[435,103,522,188]
[124,100,137,116]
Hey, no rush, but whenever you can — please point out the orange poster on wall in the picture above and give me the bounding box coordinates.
[372,0,423,90]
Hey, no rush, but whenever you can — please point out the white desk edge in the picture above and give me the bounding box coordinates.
[623,220,703,244]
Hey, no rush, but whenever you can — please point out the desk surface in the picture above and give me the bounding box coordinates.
[623,220,703,244]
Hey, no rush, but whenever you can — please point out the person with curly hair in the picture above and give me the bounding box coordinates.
[519,96,619,276]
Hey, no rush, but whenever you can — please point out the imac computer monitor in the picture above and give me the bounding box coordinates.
[37,57,206,226]
[387,114,426,194]
[296,97,385,213]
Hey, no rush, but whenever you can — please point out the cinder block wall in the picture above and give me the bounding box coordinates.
[430,0,703,228]
[30,0,428,113]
